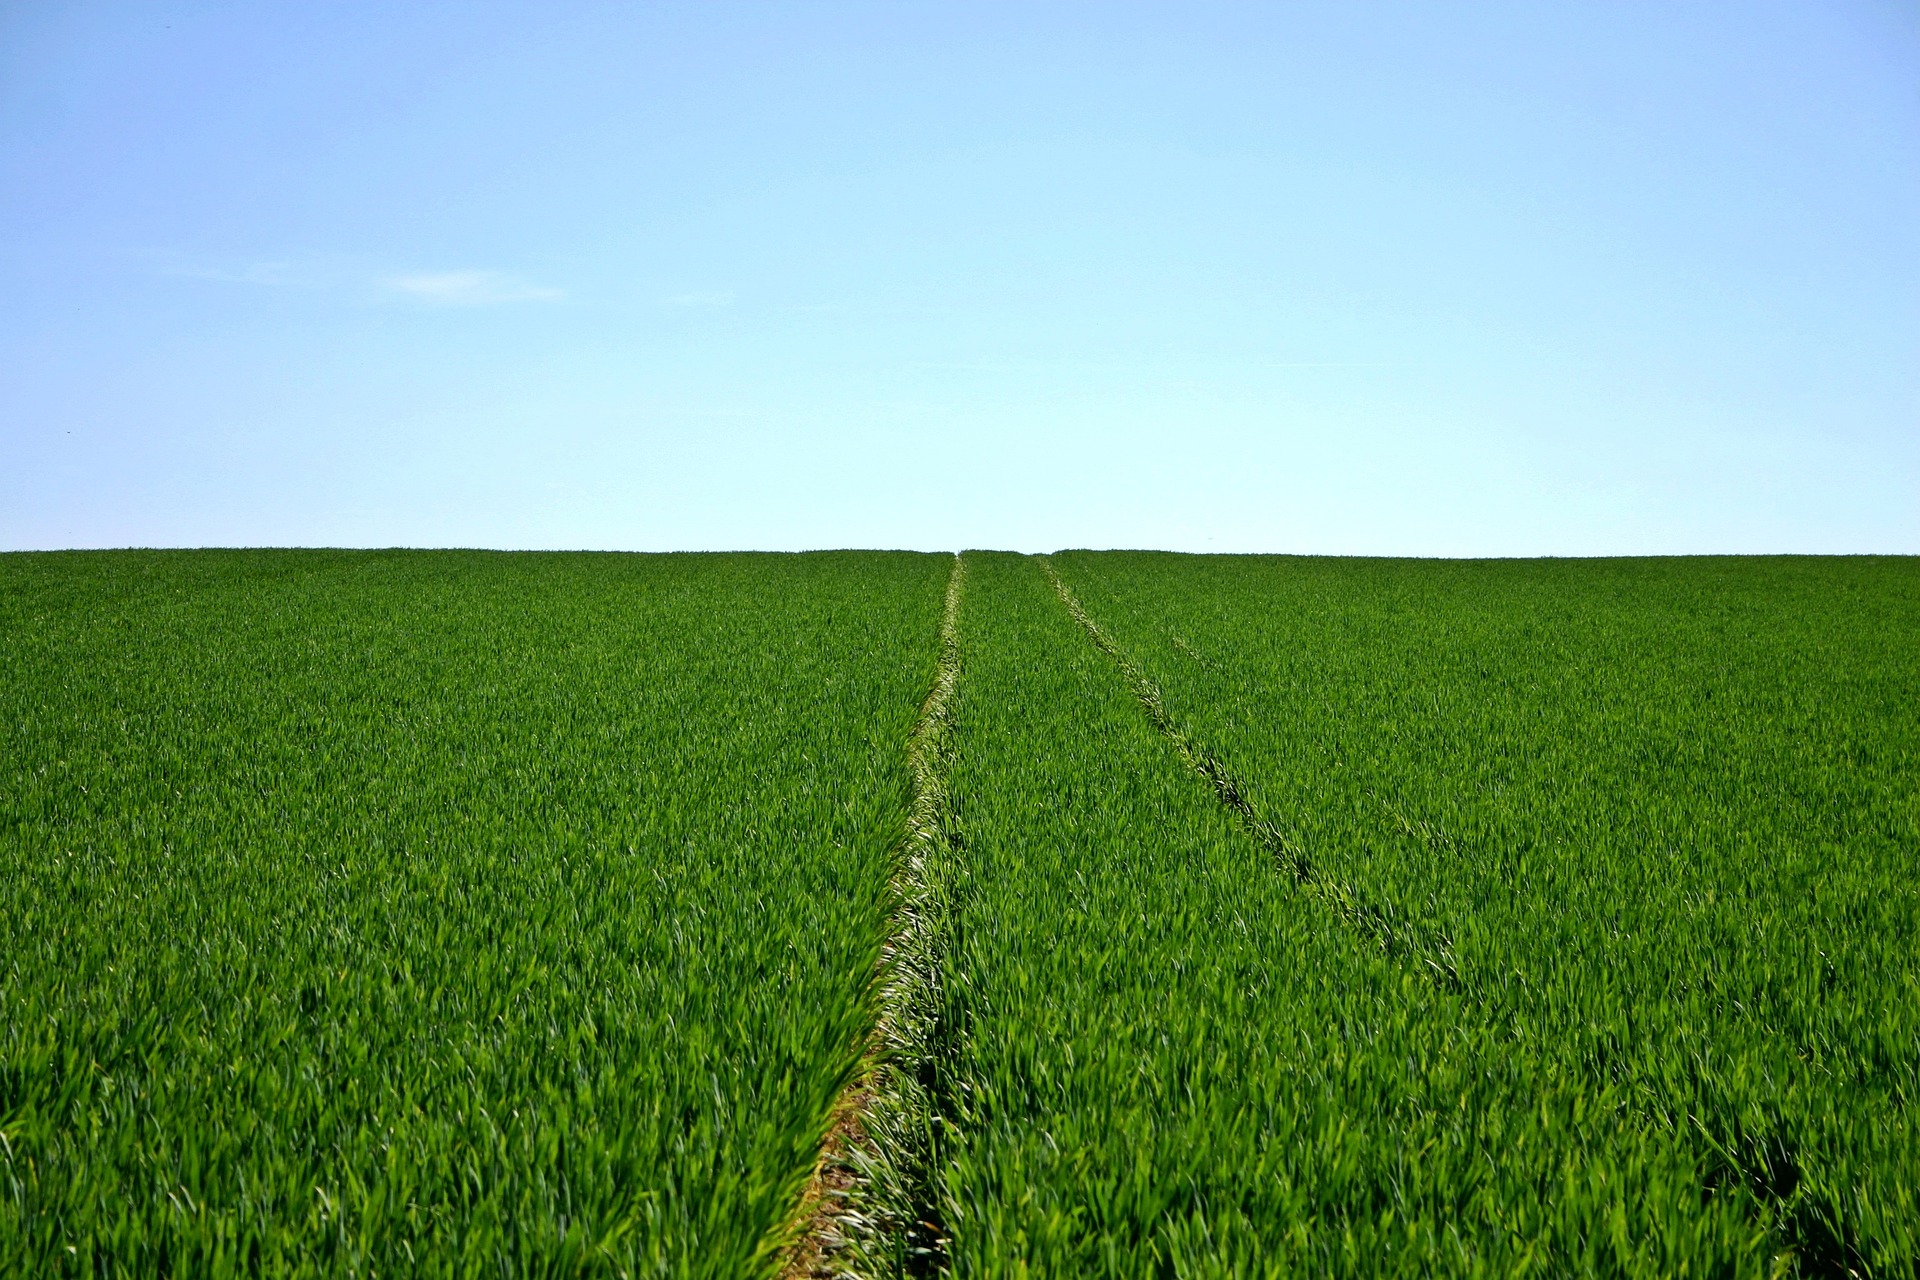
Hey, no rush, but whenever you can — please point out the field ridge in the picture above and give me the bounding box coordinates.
[778,552,965,1278]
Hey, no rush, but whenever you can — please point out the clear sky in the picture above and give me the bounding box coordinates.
[3,1,1916,554]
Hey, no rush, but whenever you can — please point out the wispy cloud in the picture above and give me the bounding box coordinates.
[155,254,563,305]
[381,270,564,305]
[660,290,734,308]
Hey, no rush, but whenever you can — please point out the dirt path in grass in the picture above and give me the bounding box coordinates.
[777,552,964,1280]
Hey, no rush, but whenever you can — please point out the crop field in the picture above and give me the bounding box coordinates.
[1042,552,1920,1274]
[0,550,951,1275]
[2,549,1915,1276]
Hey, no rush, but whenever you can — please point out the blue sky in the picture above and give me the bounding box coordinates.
[2,1,1916,554]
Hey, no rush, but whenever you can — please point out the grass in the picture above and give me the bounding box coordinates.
[0,549,950,1277]
[922,553,1786,1275]
[4,548,1915,1275]
[1046,551,1920,1274]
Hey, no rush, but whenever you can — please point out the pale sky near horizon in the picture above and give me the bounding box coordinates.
[2,1,1916,555]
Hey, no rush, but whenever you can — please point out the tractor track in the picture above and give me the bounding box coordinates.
[1039,555,1461,989]
[776,553,964,1279]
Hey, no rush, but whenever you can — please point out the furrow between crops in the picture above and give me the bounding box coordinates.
[1039,556,1309,877]
[1039,556,1463,987]
[777,553,964,1280]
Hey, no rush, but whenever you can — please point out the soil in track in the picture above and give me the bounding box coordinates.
[779,553,964,1278]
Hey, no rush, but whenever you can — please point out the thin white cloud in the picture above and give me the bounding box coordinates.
[155,254,563,305]
[661,290,734,308]
[382,270,564,305]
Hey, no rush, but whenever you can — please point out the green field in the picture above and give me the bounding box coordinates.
[0,550,951,1275]
[3,550,1915,1276]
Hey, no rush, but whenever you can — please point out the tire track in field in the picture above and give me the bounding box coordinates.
[1039,556,1312,880]
[777,553,964,1280]
[1039,556,1462,989]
